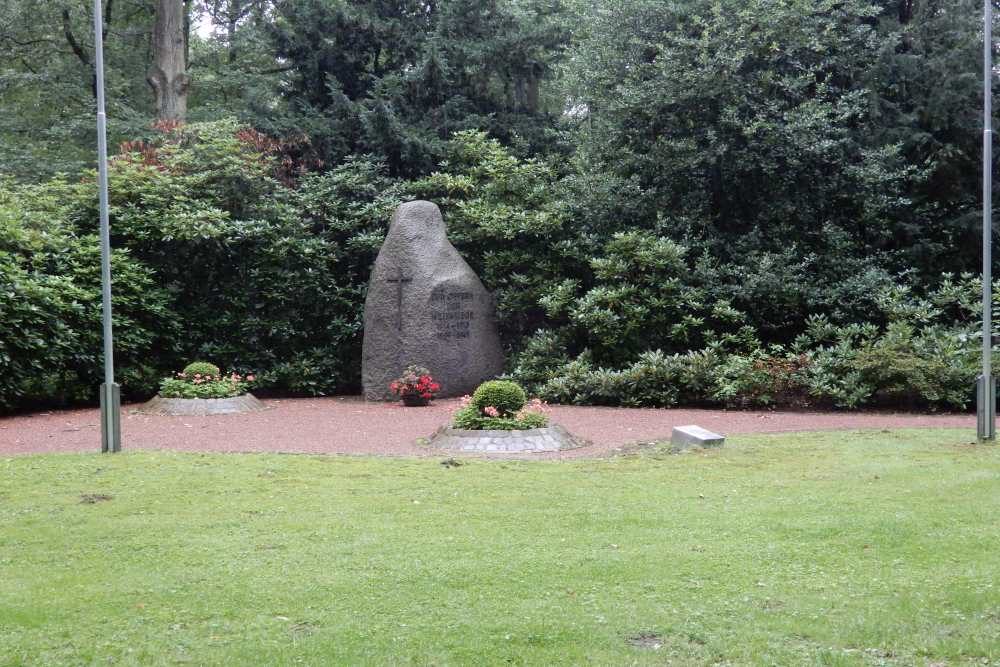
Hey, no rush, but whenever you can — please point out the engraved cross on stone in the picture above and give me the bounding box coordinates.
[386,265,413,339]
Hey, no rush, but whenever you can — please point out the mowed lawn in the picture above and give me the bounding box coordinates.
[2,430,999,666]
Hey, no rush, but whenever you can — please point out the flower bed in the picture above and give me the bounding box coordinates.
[450,380,550,430]
[158,362,256,400]
[136,361,265,416]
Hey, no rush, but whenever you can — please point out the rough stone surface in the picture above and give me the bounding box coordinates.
[671,424,725,450]
[426,424,589,454]
[362,201,504,399]
[135,394,267,416]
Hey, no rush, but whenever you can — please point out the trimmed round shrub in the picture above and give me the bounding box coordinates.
[183,361,221,378]
[471,380,526,417]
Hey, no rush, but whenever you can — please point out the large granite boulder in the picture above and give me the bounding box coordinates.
[362,201,505,399]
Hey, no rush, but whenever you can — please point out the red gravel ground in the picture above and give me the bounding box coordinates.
[0,396,977,458]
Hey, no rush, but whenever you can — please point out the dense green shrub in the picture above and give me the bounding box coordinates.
[453,380,548,430]
[0,122,992,414]
[182,361,220,378]
[0,178,177,409]
[712,349,812,408]
[470,380,527,417]
[1,119,405,411]
[524,277,988,411]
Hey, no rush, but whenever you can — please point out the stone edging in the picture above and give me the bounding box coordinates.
[134,394,268,416]
[425,423,590,453]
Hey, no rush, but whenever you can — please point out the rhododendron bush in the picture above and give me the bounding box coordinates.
[0,119,403,410]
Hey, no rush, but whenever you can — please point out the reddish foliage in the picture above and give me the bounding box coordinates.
[152,119,184,134]
[234,128,323,187]
[113,120,184,170]
[115,140,163,169]
[111,120,321,186]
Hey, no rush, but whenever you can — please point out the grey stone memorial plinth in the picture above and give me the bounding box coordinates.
[426,424,589,454]
[670,425,725,450]
[362,201,505,399]
[135,394,267,416]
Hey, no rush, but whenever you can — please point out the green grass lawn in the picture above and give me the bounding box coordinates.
[2,429,999,666]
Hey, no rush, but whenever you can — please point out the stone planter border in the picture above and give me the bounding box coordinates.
[425,423,590,453]
[134,394,267,416]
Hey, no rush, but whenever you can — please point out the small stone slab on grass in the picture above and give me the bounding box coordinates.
[671,425,725,450]
[135,394,267,416]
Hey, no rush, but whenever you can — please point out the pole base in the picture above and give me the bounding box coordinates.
[100,382,122,453]
[977,375,996,441]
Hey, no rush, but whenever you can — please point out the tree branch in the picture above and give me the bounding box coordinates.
[256,64,295,75]
[104,0,114,41]
[61,9,91,68]
[62,8,96,98]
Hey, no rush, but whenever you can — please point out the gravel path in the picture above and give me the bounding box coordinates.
[0,396,976,458]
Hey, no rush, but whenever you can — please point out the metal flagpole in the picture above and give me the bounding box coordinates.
[979,0,997,441]
[93,0,121,452]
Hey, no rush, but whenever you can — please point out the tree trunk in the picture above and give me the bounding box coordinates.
[147,0,189,121]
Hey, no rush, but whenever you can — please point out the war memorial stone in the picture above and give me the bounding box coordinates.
[362,201,505,400]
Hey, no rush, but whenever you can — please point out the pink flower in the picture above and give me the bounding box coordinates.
[194,373,202,379]
[246,375,255,382]
[484,406,500,417]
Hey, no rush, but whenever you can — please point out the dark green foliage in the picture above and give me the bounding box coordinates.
[411,131,579,344]
[265,0,571,176]
[0,178,177,409]
[4,0,999,413]
[0,0,158,179]
[3,120,988,412]
[0,120,402,410]
[470,380,527,417]
[536,350,718,409]
[529,276,989,411]
[566,0,999,287]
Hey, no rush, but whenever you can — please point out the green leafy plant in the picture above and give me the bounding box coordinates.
[158,367,256,399]
[453,381,548,430]
[470,380,526,417]
[182,361,221,378]
[712,348,812,408]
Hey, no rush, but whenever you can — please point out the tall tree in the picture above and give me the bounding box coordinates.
[0,0,156,178]
[266,0,570,175]
[148,0,190,120]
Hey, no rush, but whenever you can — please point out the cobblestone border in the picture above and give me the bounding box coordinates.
[425,423,590,453]
[134,394,268,416]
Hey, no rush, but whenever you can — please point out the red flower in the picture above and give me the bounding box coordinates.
[421,392,432,399]
[390,382,399,391]
[430,383,440,392]
[420,375,431,384]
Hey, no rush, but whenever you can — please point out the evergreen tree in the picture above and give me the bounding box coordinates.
[266,0,571,175]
